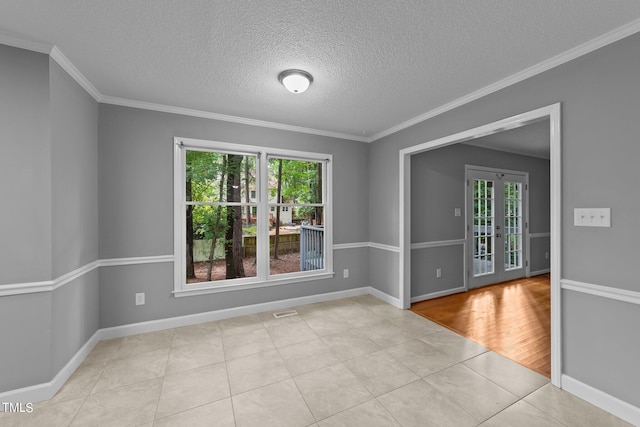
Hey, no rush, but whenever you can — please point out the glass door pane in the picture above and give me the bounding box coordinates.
[504,181,523,271]
[473,179,494,277]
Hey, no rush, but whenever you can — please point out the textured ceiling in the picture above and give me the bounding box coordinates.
[1,1,640,140]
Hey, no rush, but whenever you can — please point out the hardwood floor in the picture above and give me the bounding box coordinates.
[411,274,551,377]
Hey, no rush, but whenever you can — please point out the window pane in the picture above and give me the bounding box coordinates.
[268,158,323,205]
[504,181,523,271]
[186,151,257,203]
[270,208,325,276]
[186,205,257,283]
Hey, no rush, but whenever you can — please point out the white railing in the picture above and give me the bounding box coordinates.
[300,225,324,271]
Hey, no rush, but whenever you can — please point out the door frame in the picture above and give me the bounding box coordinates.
[465,165,530,288]
[398,103,561,386]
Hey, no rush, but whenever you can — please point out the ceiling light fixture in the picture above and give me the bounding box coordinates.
[278,69,313,94]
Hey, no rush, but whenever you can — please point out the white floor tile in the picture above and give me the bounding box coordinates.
[18,294,628,427]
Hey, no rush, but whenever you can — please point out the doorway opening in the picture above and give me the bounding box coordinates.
[398,103,561,386]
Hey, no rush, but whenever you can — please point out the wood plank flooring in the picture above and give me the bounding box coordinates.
[411,274,551,377]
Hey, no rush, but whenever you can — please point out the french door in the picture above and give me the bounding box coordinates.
[466,167,528,289]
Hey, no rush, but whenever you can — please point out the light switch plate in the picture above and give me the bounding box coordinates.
[574,208,611,227]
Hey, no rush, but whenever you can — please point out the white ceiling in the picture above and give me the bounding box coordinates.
[463,119,550,160]
[1,1,640,141]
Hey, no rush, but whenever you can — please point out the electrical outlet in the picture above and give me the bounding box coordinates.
[545,252,549,259]
[454,208,461,217]
[135,292,145,306]
[343,269,349,278]
[436,268,442,278]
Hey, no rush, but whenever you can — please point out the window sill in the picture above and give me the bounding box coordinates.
[173,271,335,298]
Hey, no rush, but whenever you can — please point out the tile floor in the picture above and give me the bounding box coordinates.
[0,294,632,427]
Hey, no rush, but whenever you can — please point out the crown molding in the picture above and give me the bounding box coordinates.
[369,17,640,142]
[100,96,370,143]
[50,46,102,102]
[0,32,102,102]
[0,31,52,54]
[0,31,368,142]
[3,17,640,144]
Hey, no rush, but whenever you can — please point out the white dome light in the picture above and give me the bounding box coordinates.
[278,69,313,94]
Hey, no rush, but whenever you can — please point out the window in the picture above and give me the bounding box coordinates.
[174,137,333,296]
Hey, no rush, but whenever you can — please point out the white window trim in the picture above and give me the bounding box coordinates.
[173,137,334,297]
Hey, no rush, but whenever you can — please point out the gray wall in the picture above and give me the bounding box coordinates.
[0,46,54,393]
[0,292,53,391]
[50,59,99,277]
[51,271,100,374]
[369,248,400,299]
[368,135,401,247]
[49,58,100,374]
[411,144,550,242]
[410,143,550,297]
[370,32,640,408]
[0,44,52,285]
[98,104,370,328]
[530,236,551,273]
[0,46,100,393]
[563,290,640,408]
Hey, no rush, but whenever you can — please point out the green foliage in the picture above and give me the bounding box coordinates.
[187,151,223,204]
[192,205,227,240]
[268,158,320,203]
[268,158,321,222]
[243,225,257,236]
[186,151,256,244]
[473,179,493,219]
[186,152,323,244]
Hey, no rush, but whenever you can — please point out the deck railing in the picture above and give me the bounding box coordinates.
[300,225,324,271]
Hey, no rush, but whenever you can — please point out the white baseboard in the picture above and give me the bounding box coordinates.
[0,381,51,405]
[100,287,370,339]
[529,268,551,277]
[368,286,402,308]
[411,286,466,303]
[102,286,402,341]
[100,286,402,340]
[0,330,101,404]
[562,375,640,426]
